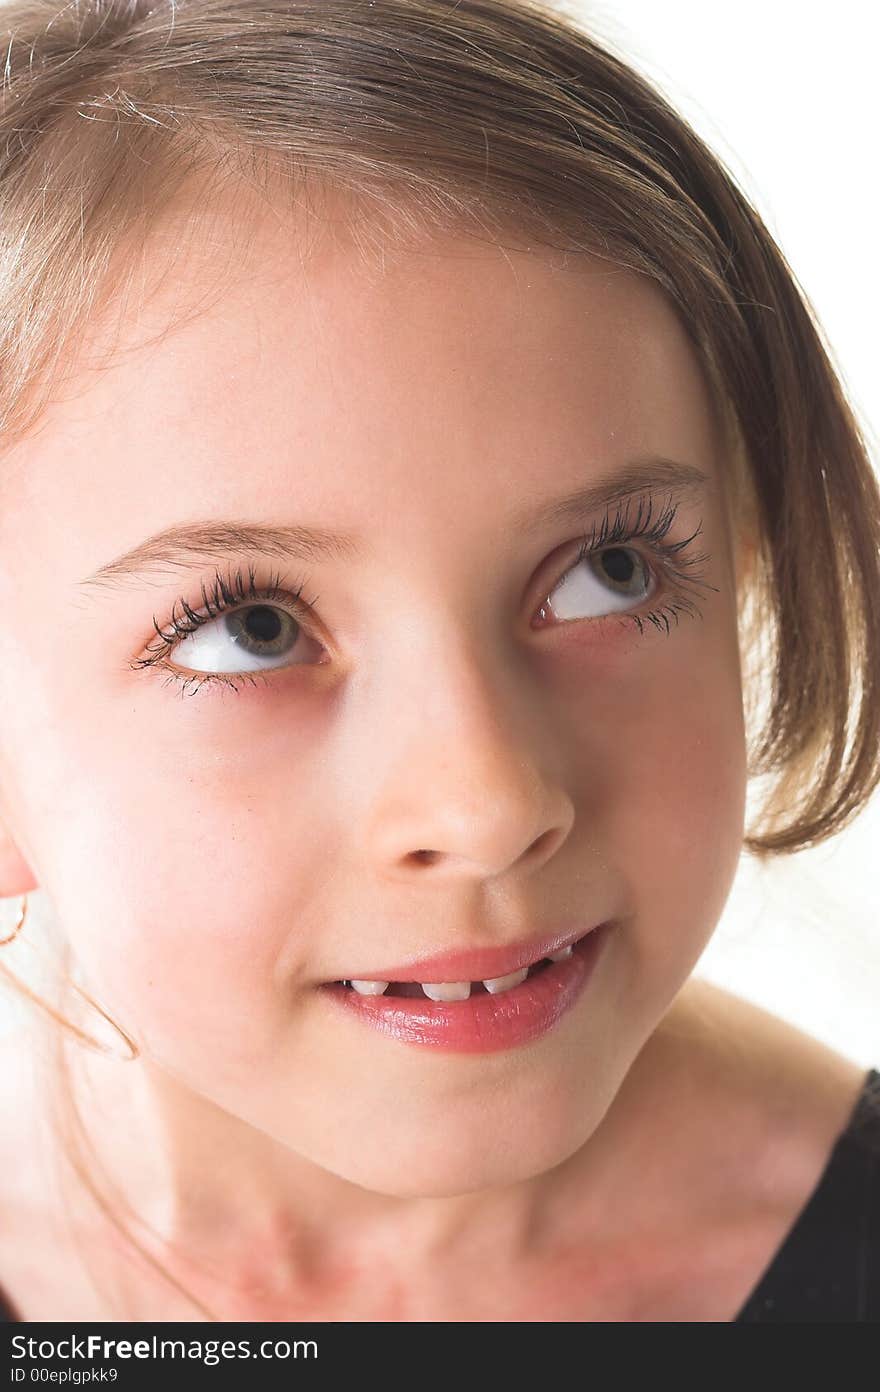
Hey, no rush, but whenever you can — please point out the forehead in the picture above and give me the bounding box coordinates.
[0,183,725,574]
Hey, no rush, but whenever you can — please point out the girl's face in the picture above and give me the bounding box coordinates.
[0,188,747,1199]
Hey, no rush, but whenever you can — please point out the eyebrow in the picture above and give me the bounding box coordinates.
[78,455,710,592]
[513,455,710,537]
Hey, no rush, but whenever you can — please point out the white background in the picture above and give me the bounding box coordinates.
[1,1,878,1064]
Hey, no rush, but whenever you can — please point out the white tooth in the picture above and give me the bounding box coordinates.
[349,979,390,995]
[548,944,573,962]
[421,981,471,1001]
[482,966,529,995]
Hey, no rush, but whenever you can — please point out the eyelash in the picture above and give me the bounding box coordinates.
[130,493,717,699]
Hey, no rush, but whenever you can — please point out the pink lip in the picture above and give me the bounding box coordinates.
[329,922,603,985]
[319,924,609,1054]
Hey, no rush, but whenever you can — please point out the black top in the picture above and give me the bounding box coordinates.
[1,1068,877,1323]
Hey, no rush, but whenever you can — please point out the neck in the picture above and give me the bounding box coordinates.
[35,988,705,1321]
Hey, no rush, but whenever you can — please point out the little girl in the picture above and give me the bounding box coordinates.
[0,0,877,1323]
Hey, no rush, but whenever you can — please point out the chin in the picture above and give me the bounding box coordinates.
[299,1106,595,1199]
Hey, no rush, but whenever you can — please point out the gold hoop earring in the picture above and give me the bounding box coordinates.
[0,892,140,1062]
[0,892,26,945]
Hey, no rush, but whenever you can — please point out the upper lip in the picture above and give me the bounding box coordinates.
[331,922,603,984]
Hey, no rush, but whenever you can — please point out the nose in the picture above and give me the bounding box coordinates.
[358,631,575,883]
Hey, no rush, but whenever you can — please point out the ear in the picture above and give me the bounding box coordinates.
[0,816,39,898]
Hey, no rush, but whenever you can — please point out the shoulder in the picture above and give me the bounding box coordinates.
[674,986,880,1323]
[0,1031,48,1207]
[655,977,872,1202]
[0,1030,155,1322]
[0,1029,70,1321]
[662,978,880,1313]
[0,1029,61,1237]
[543,978,875,1320]
[0,1034,32,1319]
[614,979,877,1320]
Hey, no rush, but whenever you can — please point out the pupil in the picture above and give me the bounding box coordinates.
[602,547,636,584]
[244,606,283,642]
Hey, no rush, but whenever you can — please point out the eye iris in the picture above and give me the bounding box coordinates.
[599,546,639,587]
[226,604,294,655]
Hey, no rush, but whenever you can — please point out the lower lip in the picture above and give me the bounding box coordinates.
[318,923,609,1054]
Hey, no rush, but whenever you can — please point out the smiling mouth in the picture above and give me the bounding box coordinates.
[334,933,589,1001]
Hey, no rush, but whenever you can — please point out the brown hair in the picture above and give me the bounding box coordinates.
[1,0,878,1320]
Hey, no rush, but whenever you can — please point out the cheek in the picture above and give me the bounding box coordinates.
[8,696,332,1076]
[553,620,746,972]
